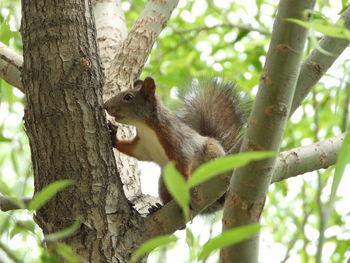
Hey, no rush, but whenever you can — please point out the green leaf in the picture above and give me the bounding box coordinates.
[10,220,35,238]
[198,224,261,260]
[11,151,19,174]
[186,228,195,248]
[41,252,60,263]
[44,220,81,242]
[130,234,178,263]
[339,3,350,14]
[55,242,80,263]
[17,220,35,232]
[309,29,334,56]
[0,134,11,142]
[163,162,190,220]
[9,225,22,239]
[28,180,74,210]
[285,18,350,40]
[0,179,12,196]
[328,130,350,207]
[188,152,275,188]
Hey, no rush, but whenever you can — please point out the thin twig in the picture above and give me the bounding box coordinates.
[313,89,326,263]
[281,211,311,263]
[170,23,270,36]
[341,82,350,132]
[0,42,23,92]
[0,195,31,212]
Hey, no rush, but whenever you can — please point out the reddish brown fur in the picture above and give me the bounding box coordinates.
[116,137,140,157]
[147,120,179,162]
[147,119,193,204]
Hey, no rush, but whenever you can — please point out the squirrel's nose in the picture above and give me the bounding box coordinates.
[103,98,119,116]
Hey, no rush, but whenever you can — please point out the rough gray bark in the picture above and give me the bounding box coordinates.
[20,0,183,261]
[93,0,150,215]
[21,0,138,262]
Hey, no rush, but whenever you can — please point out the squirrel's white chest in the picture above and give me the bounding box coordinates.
[134,123,169,167]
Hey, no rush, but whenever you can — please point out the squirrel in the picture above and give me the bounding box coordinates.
[103,77,248,211]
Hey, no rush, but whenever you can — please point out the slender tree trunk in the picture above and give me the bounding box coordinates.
[221,0,315,262]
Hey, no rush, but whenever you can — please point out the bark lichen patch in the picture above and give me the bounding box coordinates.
[319,150,327,166]
[261,72,273,86]
[245,138,264,151]
[307,61,322,76]
[225,191,243,209]
[264,102,287,117]
[245,196,266,220]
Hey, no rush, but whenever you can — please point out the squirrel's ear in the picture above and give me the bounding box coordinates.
[133,79,144,88]
[141,77,156,98]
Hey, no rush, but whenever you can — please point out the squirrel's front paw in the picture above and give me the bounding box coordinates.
[147,203,163,215]
[108,121,118,148]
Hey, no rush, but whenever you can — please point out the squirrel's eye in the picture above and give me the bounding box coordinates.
[123,93,134,101]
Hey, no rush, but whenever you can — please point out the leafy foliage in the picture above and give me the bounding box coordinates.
[1,0,350,262]
[163,152,273,221]
[187,152,275,187]
[198,224,261,260]
[130,235,178,263]
[163,162,190,220]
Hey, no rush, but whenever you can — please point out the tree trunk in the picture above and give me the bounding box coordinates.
[21,0,137,261]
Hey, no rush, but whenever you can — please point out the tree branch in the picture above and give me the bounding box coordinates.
[291,6,350,115]
[104,0,179,98]
[93,0,128,70]
[21,0,133,260]
[281,211,311,263]
[170,23,270,36]
[341,82,350,132]
[0,195,31,212]
[272,134,344,183]
[0,42,23,92]
[221,0,315,262]
[143,134,341,239]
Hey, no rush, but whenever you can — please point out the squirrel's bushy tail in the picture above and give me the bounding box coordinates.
[177,78,249,153]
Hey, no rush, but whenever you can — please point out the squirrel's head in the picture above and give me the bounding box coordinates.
[103,77,157,126]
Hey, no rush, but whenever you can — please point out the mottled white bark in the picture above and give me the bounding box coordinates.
[104,0,179,98]
[0,42,23,91]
